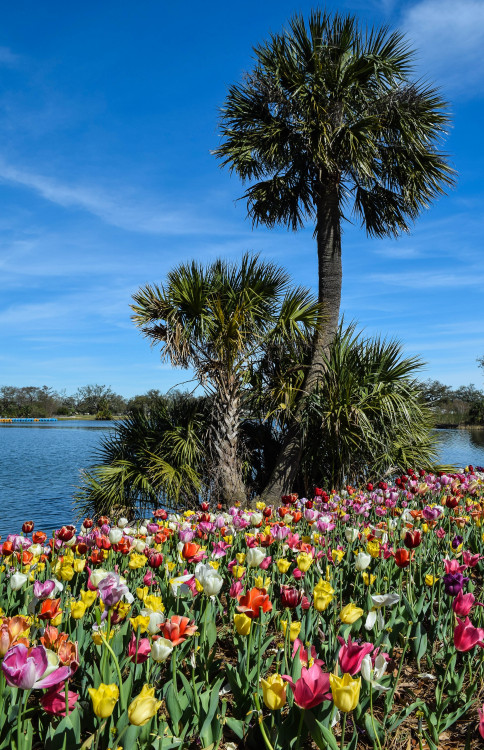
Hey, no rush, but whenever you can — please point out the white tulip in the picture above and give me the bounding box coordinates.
[195,562,223,596]
[345,528,359,543]
[64,535,77,547]
[151,637,174,663]
[355,552,371,571]
[141,609,165,635]
[361,653,390,691]
[117,517,129,529]
[28,544,43,556]
[138,526,148,536]
[246,547,266,568]
[250,513,263,527]
[89,568,110,588]
[109,528,123,544]
[10,572,28,590]
[134,539,146,553]
[170,574,194,598]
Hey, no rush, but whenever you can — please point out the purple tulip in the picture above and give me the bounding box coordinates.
[422,506,441,521]
[2,644,70,689]
[33,580,56,600]
[443,572,469,596]
[97,573,134,607]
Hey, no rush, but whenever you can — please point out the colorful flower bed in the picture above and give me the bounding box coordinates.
[1,467,484,749]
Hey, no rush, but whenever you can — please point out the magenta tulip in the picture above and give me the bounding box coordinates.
[2,644,70,689]
[454,617,484,652]
[282,664,332,709]
[337,635,374,675]
[452,590,475,617]
[40,683,79,716]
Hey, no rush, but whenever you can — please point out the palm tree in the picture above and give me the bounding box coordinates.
[75,392,206,519]
[299,324,445,489]
[214,10,455,499]
[131,253,319,505]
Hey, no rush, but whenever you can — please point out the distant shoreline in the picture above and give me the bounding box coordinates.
[435,424,484,430]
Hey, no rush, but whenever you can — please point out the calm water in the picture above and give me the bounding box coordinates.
[1,423,484,538]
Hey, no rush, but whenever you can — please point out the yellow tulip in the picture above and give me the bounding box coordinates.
[73,558,86,573]
[129,554,146,570]
[128,684,162,726]
[60,564,75,581]
[362,572,376,586]
[256,501,265,511]
[261,674,286,710]
[88,683,119,718]
[137,586,148,601]
[70,600,87,620]
[232,565,246,580]
[281,620,301,642]
[296,552,313,572]
[234,613,252,636]
[223,535,233,544]
[166,561,176,572]
[276,559,291,574]
[254,575,271,589]
[143,595,164,613]
[130,615,151,633]
[331,549,344,564]
[329,673,361,712]
[425,574,438,586]
[366,540,381,558]
[236,553,246,565]
[92,628,114,646]
[51,612,63,627]
[208,560,220,570]
[80,590,97,607]
[340,603,364,624]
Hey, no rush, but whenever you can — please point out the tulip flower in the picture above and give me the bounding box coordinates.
[355,552,371,571]
[361,653,390,691]
[443,572,468,596]
[280,585,301,609]
[33,580,56,600]
[340,603,364,624]
[463,550,482,567]
[151,637,174,662]
[40,683,79,716]
[127,632,151,663]
[453,617,484,652]
[452,589,475,617]
[479,705,484,740]
[338,635,374,675]
[261,674,287,710]
[160,615,198,645]
[129,615,151,633]
[2,644,70,689]
[404,530,422,549]
[234,613,252,635]
[97,573,134,607]
[246,547,266,568]
[128,684,162,725]
[195,562,223,596]
[88,683,119,718]
[0,616,30,657]
[236,587,272,619]
[281,620,301,642]
[282,664,332,709]
[38,598,62,622]
[10,572,28,590]
[329,673,361,712]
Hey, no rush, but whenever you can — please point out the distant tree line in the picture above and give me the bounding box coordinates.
[0,384,128,418]
[420,378,484,426]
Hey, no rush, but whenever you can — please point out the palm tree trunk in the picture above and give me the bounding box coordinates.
[261,179,342,503]
[211,374,246,506]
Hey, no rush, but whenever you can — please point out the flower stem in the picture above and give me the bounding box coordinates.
[340,712,347,750]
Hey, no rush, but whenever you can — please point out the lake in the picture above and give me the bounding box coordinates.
[1,422,484,538]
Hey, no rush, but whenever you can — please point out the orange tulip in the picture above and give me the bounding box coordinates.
[160,615,198,645]
[181,542,200,561]
[236,587,273,619]
[38,599,62,621]
[41,626,69,651]
[0,616,30,657]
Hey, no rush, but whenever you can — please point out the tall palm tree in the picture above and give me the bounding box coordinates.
[214,10,455,498]
[131,253,319,505]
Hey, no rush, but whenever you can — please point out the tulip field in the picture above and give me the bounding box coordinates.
[1,469,484,749]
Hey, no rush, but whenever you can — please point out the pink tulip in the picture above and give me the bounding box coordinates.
[143,569,155,587]
[337,635,374,675]
[443,558,466,575]
[40,683,79,716]
[453,617,484,652]
[33,580,56,600]
[229,580,244,599]
[282,664,332,709]
[452,590,475,617]
[479,705,484,740]
[463,550,482,567]
[259,556,272,570]
[2,644,70,689]
[292,639,324,668]
[127,632,151,663]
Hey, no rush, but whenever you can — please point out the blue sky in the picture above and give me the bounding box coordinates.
[1,0,483,397]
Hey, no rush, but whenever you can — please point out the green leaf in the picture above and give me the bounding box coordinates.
[224,717,245,740]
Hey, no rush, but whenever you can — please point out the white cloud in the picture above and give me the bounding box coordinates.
[401,0,484,97]
[0,160,238,236]
[369,270,484,289]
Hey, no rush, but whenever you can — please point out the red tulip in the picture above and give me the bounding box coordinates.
[236,587,272,619]
[22,521,34,533]
[454,617,484,652]
[394,549,411,568]
[38,599,62,622]
[404,530,421,549]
